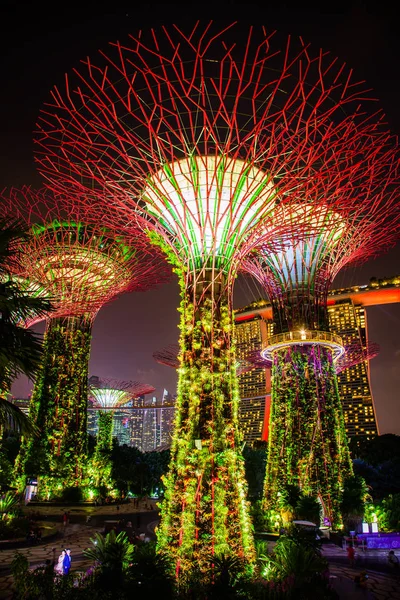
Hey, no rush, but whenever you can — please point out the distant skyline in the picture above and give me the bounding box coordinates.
[2,5,400,434]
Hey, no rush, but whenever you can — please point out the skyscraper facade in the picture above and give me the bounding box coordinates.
[234,277,399,444]
[328,300,377,438]
[235,316,272,444]
[129,390,176,452]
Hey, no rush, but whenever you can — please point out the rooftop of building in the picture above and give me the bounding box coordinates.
[235,275,400,321]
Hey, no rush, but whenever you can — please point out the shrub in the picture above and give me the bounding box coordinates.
[61,486,83,503]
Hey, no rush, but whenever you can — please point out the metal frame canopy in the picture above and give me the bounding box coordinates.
[89,378,156,410]
[2,187,170,324]
[34,21,390,270]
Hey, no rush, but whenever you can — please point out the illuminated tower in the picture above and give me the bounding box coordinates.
[3,187,168,496]
[34,23,391,566]
[89,378,155,487]
[234,294,380,445]
[244,164,399,526]
[329,301,379,438]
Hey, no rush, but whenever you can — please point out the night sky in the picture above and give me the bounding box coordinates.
[2,4,400,434]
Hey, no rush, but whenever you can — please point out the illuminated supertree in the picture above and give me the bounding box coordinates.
[247,340,379,374]
[89,378,155,488]
[243,159,399,526]
[2,187,169,496]
[34,22,395,567]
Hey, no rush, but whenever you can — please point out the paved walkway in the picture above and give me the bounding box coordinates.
[0,523,101,598]
[0,499,157,599]
[322,543,400,599]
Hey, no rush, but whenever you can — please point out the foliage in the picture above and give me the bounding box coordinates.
[176,552,252,599]
[89,412,113,489]
[110,444,169,497]
[366,493,400,531]
[127,541,174,597]
[0,516,31,541]
[295,494,322,525]
[11,552,81,599]
[264,346,353,529]
[60,486,84,503]
[0,450,13,489]
[353,456,400,501]
[83,530,134,590]
[1,432,21,464]
[11,552,30,598]
[157,270,255,575]
[251,501,279,532]
[16,316,91,493]
[278,485,303,523]
[0,220,52,403]
[0,491,21,520]
[350,434,400,466]
[254,485,323,532]
[340,475,369,531]
[243,445,267,500]
[258,534,334,599]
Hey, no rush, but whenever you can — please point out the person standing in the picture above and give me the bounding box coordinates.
[54,551,65,575]
[347,544,356,567]
[63,549,71,575]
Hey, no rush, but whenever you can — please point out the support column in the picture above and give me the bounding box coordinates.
[157,270,255,577]
[17,315,91,497]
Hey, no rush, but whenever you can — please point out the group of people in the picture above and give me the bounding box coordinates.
[54,549,72,575]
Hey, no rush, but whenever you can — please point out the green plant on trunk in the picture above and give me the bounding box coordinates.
[152,237,255,577]
[264,346,352,528]
[15,316,91,495]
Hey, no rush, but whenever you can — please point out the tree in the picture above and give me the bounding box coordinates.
[83,530,134,590]
[243,445,267,500]
[0,220,52,435]
[350,434,400,466]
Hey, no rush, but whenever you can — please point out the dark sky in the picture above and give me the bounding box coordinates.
[2,3,400,434]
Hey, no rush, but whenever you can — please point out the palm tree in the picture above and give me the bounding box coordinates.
[0,219,52,435]
[84,530,134,578]
[341,475,370,531]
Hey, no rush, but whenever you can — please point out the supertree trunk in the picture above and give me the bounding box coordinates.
[90,411,113,489]
[95,411,113,454]
[157,270,255,576]
[17,315,91,496]
[264,344,352,528]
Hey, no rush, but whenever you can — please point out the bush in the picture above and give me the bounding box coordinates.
[61,486,84,503]
[0,516,30,540]
[258,534,335,599]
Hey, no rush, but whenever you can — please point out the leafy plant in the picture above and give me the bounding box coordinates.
[128,541,174,597]
[61,485,84,503]
[0,491,20,520]
[260,535,332,598]
[84,530,134,589]
[295,494,321,525]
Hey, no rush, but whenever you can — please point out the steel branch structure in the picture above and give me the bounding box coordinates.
[335,341,379,375]
[2,187,169,497]
[34,22,398,567]
[89,378,155,488]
